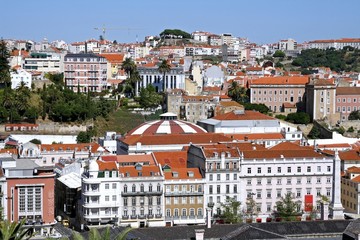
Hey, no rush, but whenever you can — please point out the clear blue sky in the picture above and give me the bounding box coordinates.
[1,0,359,44]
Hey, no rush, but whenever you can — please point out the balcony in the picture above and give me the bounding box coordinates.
[82,190,101,196]
[130,215,137,219]
[122,215,129,220]
[155,214,162,219]
[121,190,163,197]
[138,215,146,219]
[164,191,204,197]
[147,214,154,219]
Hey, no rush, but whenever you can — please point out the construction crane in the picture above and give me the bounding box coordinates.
[94,25,144,41]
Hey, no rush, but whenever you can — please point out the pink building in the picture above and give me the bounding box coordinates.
[336,87,360,121]
[64,53,108,93]
[250,76,309,113]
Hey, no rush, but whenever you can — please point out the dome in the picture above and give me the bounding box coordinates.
[127,112,207,136]
[88,160,99,173]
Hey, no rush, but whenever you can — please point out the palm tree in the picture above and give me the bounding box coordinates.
[72,227,132,240]
[121,58,136,79]
[0,219,34,240]
[227,81,248,103]
[158,59,171,92]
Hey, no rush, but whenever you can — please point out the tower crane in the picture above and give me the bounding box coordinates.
[93,25,144,41]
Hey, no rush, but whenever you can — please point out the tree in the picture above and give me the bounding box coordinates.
[308,125,320,139]
[159,29,191,39]
[286,112,310,124]
[0,40,11,87]
[273,50,285,58]
[348,110,360,120]
[121,58,136,78]
[76,131,92,143]
[0,219,34,240]
[72,227,132,240]
[242,103,269,114]
[274,193,301,221]
[29,139,41,144]
[158,59,171,92]
[243,197,257,221]
[220,197,243,223]
[227,81,248,103]
[139,85,162,109]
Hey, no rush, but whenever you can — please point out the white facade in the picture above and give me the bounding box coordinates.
[23,52,64,73]
[10,69,32,89]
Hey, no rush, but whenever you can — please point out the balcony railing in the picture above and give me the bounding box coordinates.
[164,191,204,197]
[122,215,129,220]
[121,190,163,197]
[155,214,162,218]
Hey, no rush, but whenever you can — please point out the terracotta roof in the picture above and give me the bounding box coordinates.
[226,133,284,141]
[40,142,103,153]
[347,166,360,174]
[311,79,335,86]
[269,142,310,151]
[199,142,267,152]
[101,154,156,165]
[203,86,221,92]
[99,53,124,63]
[0,149,17,154]
[212,110,274,120]
[351,175,360,183]
[119,165,161,177]
[283,102,296,108]
[153,151,187,168]
[121,133,232,146]
[339,150,360,161]
[97,160,118,171]
[218,101,243,108]
[336,87,360,95]
[250,76,309,86]
[317,143,351,148]
[243,149,324,159]
[164,168,202,180]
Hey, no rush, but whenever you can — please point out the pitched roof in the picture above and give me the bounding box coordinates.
[250,76,309,86]
[101,154,156,165]
[153,151,187,168]
[96,160,118,171]
[164,168,202,180]
[339,150,360,161]
[243,149,325,159]
[226,133,284,141]
[40,142,104,153]
[212,110,274,121]
[120,133,232,146]
[336,87,360,95]
[119,165,161,177]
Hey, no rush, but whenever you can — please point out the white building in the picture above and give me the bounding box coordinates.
[10,69,32,89]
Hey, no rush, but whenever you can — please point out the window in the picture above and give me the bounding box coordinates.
[233,173,237,180]
[157,197,161,205]
[132,184,136,192]
[267,167,271,173]
[327,166,331,172]
[234,185,237,193]
[174,197,179,204]
[277,189,281,198]
[307,177,311,184]
[256,191,261,199]
[209,185,213,194]
[105,184,109,189]
[112,183,116,189]
[226,174,229,180]
[317,166,321,172]
[123,198,128,206]
[257,179,261,185]
[247,168,251,174]
[287,167,291,173]
[317,178,321,184]
[112,195,116,201]
[217,174,221,181]
[132,197,136,206]
[149,184,153,192]
[297,178,301,184]
[247,179,252,185]
[267,190,271,198]
[157,184,161,192]
[217,185,220,194]
[123,185,127,193]
[209,174,213,181]
[306,189,311,195]
[307,166,311,173]
[140,184,144,192]
[287,178,291,184]
[226,185,230,194]
[182,208,187,216]
[297,166,301,173]
[277,178,281,185]
[327,177,331,183]
[277,167,281,173]
[267,178,271,185]
[257,167,262,174]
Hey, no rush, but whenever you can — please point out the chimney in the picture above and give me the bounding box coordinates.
[85,41,88,53]
[195,229,205,240]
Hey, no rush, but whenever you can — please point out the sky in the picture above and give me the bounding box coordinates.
[1,0,360,45]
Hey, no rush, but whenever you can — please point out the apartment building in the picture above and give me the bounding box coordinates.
[23,51,64,73]
[64,53,107,93]
[137,62,186,94]
[341,166,360,214]
[305,79,340,125]
[336,87,360,121]
[250,76,309,113]
[308,38,360,50]
[188,141,336,221]
[154,151,206,226]
[10,69,32,89]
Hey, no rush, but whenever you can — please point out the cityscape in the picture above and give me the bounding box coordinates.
[1,1,360,240]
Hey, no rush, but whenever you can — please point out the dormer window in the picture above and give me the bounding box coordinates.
[188,171,194,178]
[173,172,178,178]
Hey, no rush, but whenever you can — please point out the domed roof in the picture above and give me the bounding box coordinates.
[127,112,207,136]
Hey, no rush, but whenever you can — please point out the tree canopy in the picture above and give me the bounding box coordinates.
[138,85,162,109]
[286,112,310,124]
[227,81,249,103]
[0,40,11,87]
[274,193,301,221]
[159,29,191,39]
[220,197,243,223]
[273,50,285,58]
[348,110,360,120]
[242,103,269,114]
[292,48,360,72]
[0,219,34,240]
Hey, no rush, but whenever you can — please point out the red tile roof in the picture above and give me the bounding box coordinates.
[41,142,103,153]
[120,133,232,146]
[119,165,161,177]
[250,76,309,86]
[339,150,360,161]
[97,160,118,171]
[101,154,156,165]
[153,151,187,168]
[164,168,202,180]
[226,133,284,141]
[212,110,274,120]
[336,87,360,95]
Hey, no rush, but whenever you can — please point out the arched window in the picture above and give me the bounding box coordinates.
[157,184,161,192]
[166,209,171,217]
[197,208,203,216]
[182,208,187,216]
[174,208,179,217]
[132,184,136,192]
[190,208,195,216]
[123,185,127,193]
[140,184,144,192]
[149,184,153,192]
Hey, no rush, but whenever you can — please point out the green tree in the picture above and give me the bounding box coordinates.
[29,139,41,144]
[286,112,310,124]
[159,29,191,39]
[72,227,132,240]
[139,85,162,109]
[121,58,136,78]
[0,40,11,87]
[308,125,320,139]
[158,59,171,92]
[220,197,243,223]
[274,193,301,221]
[273,50,285,58]
[242,103,269,114]
[0,219,34,240]
[76,130,93,143]
[227,81,248,103]
[348,110,360,120]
